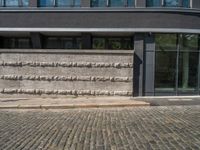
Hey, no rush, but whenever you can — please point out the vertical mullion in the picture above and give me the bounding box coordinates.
[175,34,180,95]
[198,35,200,95]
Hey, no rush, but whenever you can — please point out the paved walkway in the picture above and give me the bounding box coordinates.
[0,106,199,150]
[0,97,149,109]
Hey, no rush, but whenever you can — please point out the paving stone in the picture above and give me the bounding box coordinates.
[0,106,199,150]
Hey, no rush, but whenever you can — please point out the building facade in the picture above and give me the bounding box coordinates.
[0,0,200,97]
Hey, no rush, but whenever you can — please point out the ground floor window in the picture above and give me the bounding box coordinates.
[155,34,199,95]
[3,38,32,49]
[0,0,29,7]
[92,37,133,50]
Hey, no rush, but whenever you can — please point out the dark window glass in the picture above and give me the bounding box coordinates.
[178,52,199,92]
[164,0,179,7]
[155,34,177,51]
[39,0,54,7]
[109,0,124,7]
[146,0,160,7]
[92,38,106,49]
[155,51,177,91]
[127,0,134,7]
[183,0,190,7]
[3,38,31,49]
[91,0,106,7]
[44,37,81,49]
[108,38,122,49]
[179,34,199,51]
[18,39,31,48]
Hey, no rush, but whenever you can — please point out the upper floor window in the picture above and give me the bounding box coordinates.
[39,0,80,7]
[0,0,29,7]
[91,0,135,7]
[147,0,190,8]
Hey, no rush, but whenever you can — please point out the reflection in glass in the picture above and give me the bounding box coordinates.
[108,38,122,49]
[183,0,189,7]
[92,38,106,49]
[22,0,29,6]
[179,34,199,51]
[164,0,179,7]
[178,52,198,92]
[74,0,80,6]
[155,34,177,51]
[110,0,124,7]
[155,51,177,91]
[56,0,71,6]
[91,0,106,7]
[146,0,160,7]
[127,0,134,7]
[5,0,19,6]
[39,0,54,7]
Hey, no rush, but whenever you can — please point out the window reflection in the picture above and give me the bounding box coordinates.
[5,0,19,6]
[91,0,134,7]
[164,0,179,7]
[39,0,80,7]
[147,0,190,8]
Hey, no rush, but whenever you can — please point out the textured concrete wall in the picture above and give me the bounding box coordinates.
[0,50,133,97]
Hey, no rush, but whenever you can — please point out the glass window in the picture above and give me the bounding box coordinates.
[183,0,190,8]
[108,38,122,49]
[17,38,31,48]
[22,0,29,6]
[5,0,19,6]
[45,37,61,49]
[92,38,106,49]
[109,0,124,7]
[155,34,177,51]
[91,0,106,7]
[74,0,80,6]
[39,0,54,7]
[56,0,71,6]
[146,0,160,7]
[179,34,199,51]
[127,0,134,7]
[0,0,4,6]
[164,0,179,7]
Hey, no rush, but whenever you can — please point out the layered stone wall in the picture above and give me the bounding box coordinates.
[0,50,133,97]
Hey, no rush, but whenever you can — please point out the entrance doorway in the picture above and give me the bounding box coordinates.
[154,34,200,95]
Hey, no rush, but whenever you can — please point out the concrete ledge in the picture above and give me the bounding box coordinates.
[0,97,150,109]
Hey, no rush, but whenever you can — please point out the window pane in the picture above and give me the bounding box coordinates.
[180,34,199,51]
[178,52,199,92]
[146,0,160,7]
[22,0,29,6]
[183,0,190,7]
[155,51,177,92]
[164,0,179,7]
[91,0,106,7]
[56,0,71,6]
[110,0,124,7]
[74,0,80,6]
[0,0,3,6]
[17,39,31,49]
[39,0,54,7]
[155,34,177,51]
[123,38,132,50]
[76,38,82,49]
[127,0,134,7]
[5,0,19,6]
[92,38,106,49]
[45,38,61,49]
[108,38,122,49]
[61,38,74,49]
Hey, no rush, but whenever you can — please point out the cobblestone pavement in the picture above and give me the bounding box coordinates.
[0,106,200,150]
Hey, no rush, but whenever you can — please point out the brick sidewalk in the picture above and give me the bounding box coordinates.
[0,106,199,150]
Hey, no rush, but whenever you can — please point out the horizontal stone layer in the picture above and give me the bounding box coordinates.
[0,89,132,96]
[0,75,132,82]
[0,62,133,68]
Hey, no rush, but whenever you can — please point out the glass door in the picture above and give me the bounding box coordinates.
[154,34,199,96]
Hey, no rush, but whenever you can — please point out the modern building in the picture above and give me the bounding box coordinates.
[0,0,199,97]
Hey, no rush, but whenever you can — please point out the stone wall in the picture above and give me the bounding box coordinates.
[0,50,133,97]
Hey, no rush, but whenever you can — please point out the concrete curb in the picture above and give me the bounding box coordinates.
[0,102,150,109]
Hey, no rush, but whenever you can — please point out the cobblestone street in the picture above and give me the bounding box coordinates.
[0,106,200,150]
